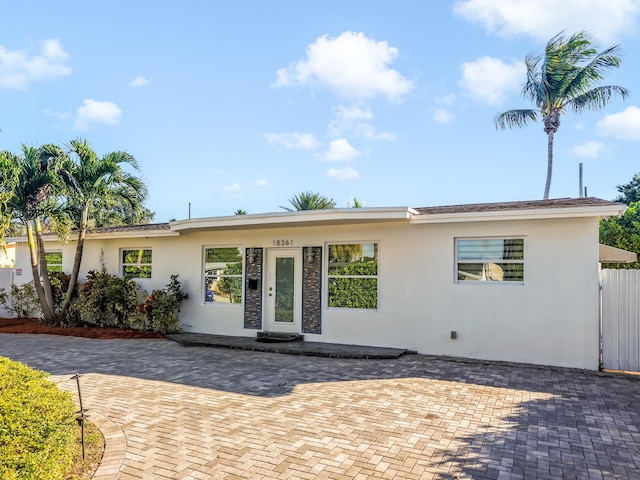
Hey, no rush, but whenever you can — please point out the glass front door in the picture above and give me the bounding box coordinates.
[266,248,301,332]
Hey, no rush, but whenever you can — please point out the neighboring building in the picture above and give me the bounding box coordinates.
[10,198,625,370]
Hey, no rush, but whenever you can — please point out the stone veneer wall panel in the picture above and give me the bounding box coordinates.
[243,248,263,329]
[302,246,322,334]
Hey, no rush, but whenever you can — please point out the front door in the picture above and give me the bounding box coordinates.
[265,248,301,333]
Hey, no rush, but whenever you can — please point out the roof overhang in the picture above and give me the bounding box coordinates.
[410,204,625,224]
[8,229,179,244]
[170,207,417,233]
[599,244,638,263]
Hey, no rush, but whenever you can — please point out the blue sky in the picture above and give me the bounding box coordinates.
[2,1,640,222]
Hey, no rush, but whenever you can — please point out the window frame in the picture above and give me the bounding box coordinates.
[455,237,525,285]
[120,248,153,279]
[44,251,63,273]
[325,241,379,311]
[202,245,244,305]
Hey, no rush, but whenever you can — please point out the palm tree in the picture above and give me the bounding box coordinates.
[234,209,248,215]
[280,191,336,211]
[348,197,365,208]
[495,31,629,199]
[59,139,148,314]
[0,146,69,322]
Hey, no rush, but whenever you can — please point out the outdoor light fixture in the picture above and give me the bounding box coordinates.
[306,248,316,264]
[248,248,256,264]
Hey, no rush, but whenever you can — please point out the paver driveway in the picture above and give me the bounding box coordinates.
[1,334,639,479]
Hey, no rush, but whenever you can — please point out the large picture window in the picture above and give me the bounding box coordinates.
[121,249,152,279]
[456,238,524,283]
[45,251,63,273]
[204,247,243,304]
[327,243,378,309]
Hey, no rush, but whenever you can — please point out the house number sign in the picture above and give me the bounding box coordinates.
[272,239,294,246]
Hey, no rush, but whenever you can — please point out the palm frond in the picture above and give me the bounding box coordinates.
[494,109,539,130]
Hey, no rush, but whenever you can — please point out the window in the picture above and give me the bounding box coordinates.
[204,247,243,304]
[45,251,63,273]
[327,243,378,309]
[456,238,524,283]
[121,249,152,278]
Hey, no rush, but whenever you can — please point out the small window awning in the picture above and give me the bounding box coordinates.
[599,244,637,263]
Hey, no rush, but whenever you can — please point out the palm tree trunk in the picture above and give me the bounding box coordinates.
[62,204,89,313]
[26,221,55,322]
[35,217,55,319]
[543,131,554,200]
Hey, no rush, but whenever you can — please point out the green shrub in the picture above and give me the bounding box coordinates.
[0,357,76,479]
[138,275,189,334]
[0,283,40,319]
[73,268,146,328]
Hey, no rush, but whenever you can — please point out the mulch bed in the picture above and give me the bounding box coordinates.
[0,317,164,339]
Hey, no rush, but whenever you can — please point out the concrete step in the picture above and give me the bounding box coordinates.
[256,331,304,343]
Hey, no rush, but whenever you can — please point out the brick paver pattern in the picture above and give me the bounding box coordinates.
[1,334,639,479]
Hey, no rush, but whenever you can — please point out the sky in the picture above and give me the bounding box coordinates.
[1,1,640,222]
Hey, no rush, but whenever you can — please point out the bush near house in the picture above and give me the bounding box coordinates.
[0,357,76,480]
[0,282,40,318]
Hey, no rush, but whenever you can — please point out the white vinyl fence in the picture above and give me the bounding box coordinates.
[0,268,14,317]
[601,268,640,372]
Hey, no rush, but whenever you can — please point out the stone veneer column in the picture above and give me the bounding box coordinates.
[243,248,263,329]
[302,246,322,334]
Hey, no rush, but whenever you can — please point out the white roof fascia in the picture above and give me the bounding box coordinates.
[9,230,179,243]
[171,207,417,232]
[410,204,625,224]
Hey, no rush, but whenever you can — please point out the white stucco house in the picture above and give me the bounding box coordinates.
[9,197,626,370]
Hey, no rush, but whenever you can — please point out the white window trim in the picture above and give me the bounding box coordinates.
[120,247,153,279]
[454,236,525,285]
[202,245,245,306]
[45,250,63,273]
[324,240,380,311]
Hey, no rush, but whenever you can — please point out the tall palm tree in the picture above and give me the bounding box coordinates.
[280,191,336,211]
[495,31,629,199]
[59,139,148,313]
[0,146,69,322]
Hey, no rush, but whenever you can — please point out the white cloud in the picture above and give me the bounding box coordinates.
[273,31,413,101]
[223,182,241,192]
[436,93,456,106]
[328,105,395,141]
[254,179,269,186]
[453,0,640,42]
[572,141,605,158]
[434,108,455,124]
[597,106,640,141]
[129,76,149,87]
[327,166,359,180]
[0,38,71,89]
[459,56,524,104]
[43,109,72,120]
[328,105,373,136]
[321,139,360,162]
[73,99,122,130]
[264,132,320,150]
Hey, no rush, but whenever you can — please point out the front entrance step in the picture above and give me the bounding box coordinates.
[256,331,304,343]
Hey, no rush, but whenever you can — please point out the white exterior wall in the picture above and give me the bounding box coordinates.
[13,216,601,369]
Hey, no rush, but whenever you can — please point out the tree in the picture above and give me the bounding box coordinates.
[0,146,70,322]
[495,31,628,199]
[280,191,336,211]
[600,202,640,269]
[59,139,148,314]
[348,197,365,208]
[234,209,247,215]
[614,173,640,205]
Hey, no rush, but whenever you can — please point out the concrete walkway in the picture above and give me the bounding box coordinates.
[1,334,640,479]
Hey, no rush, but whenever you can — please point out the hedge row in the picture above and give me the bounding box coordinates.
[0,357,76,479]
